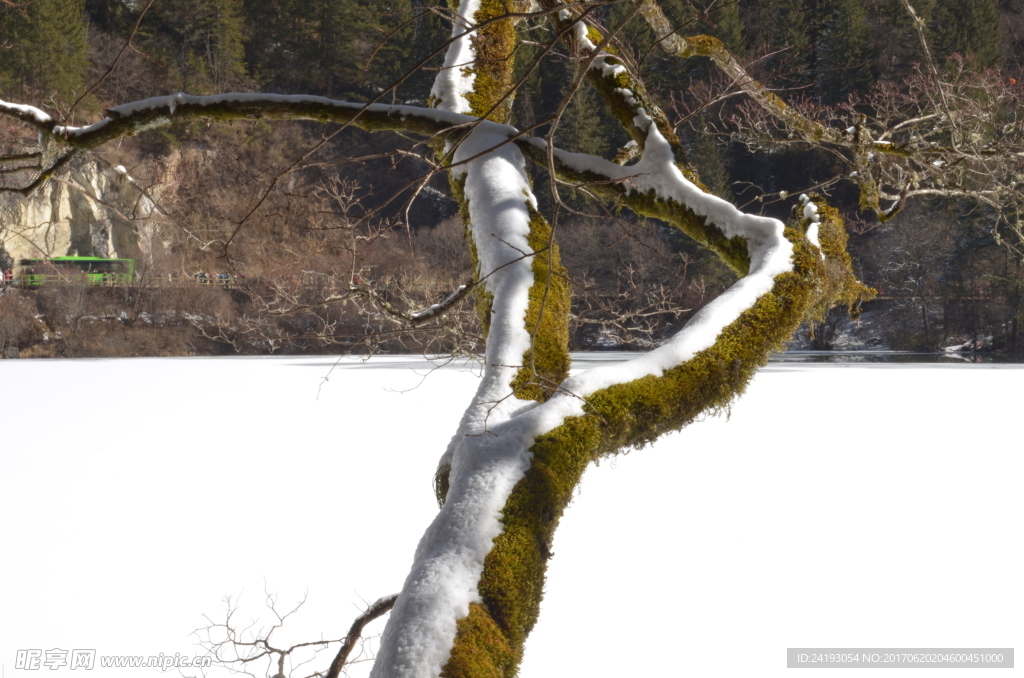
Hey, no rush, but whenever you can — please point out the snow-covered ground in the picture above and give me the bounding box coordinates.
[0,355,1020,677]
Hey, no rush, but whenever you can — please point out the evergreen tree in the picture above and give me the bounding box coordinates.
[863,0,935,81]
[614,0,747,100]
[313,0,375,98]
[0,0,89,106]
[360,0,443,103]
[710,0,746,58]
[929,0,1000,68]
[689,115,733,201]
[553,83,613,210]
[84,0,132,35]
[556,84,609,158]
[241,0,313,92]
[811,0,875,103]
[758,0,813,84]
[241,0,434,100]
[144,0,248,93]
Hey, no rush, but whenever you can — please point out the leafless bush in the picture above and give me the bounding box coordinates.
[0,288,34,355]
[726,56,1024,251]
[189,589,397,678]
[35,284,93,356]
[558,218,722,348]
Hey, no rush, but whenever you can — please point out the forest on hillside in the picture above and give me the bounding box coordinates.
[1,0,1023,358]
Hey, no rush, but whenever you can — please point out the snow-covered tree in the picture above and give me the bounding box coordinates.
[1,2,877,677]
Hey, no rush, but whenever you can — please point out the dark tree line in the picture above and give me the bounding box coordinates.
[2,0,1012,120]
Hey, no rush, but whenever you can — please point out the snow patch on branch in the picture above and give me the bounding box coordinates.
[451,130,537,393]
[572,16,597,51]
[800,193,822,250]
[52,119,112,137]
[45,94,479,139]
[612,87,652,130]
[613,88,637,107]
[557,3,597,52]
[0,98,52,125]
[411,286,467,322]
[519,124,795,420]
[594,55,627,78]
[430,0,482,114]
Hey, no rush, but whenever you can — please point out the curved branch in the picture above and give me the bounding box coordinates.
[325,594,399,678]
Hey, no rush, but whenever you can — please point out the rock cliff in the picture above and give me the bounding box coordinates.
[0,157,168,272]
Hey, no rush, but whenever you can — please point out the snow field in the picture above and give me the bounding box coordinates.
[0,356,1019,678]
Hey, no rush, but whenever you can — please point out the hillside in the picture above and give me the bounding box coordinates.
[2,0,1022,357]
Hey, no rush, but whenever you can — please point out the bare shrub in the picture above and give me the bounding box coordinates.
[558,218,726,348]
[0,289,35,356]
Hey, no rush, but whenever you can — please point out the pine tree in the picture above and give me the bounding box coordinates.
[241,0,312,92]
[760,0,813,81]
[710,0,746,58]
[614,0,748,100]
[812,0,875,103]
[313,0,375,98]
[145,0,248,94]
[84,0,132,34]
[929,0,1000,69]
[0,0,89,107]
[864,0,936,81]
[361,0,443,103]
[556,84,610,158]
[689,115,733,201]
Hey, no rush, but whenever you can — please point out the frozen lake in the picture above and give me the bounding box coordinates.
[1,355,1020,677]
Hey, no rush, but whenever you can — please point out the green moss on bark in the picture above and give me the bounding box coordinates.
[513,142,750,276]
[447,174,496,338]
[509,206,571,401]
[441,603,517,678]
[798,196,876,323]
[451,212,868,677]
[464,0,527,121]
[586,59,685,165]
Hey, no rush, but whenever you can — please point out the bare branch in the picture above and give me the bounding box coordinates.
[324,595,399,678]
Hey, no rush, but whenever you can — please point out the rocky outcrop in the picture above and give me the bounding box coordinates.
[0,157,169,271]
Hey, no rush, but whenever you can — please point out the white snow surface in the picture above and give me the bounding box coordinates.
[428,0,482,114]
[0,97,52,124]
[572,15,597,51]
[800,194,822,249]
[0,356,1020,678]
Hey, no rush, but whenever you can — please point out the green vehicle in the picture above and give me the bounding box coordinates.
[14,256,136,286]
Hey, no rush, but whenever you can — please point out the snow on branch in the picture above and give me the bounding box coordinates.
[636,0,1024,236]
[541,0,688,166]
